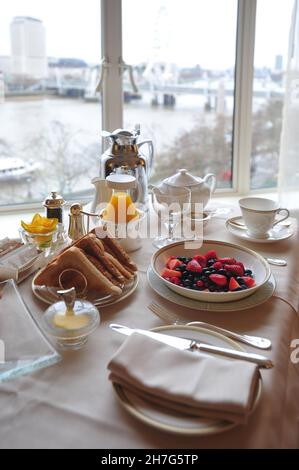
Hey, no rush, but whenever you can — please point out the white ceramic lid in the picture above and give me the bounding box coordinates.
[106,174,136,190]
[165,169,201,187]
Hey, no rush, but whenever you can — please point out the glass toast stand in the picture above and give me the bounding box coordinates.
[0,279,61,383]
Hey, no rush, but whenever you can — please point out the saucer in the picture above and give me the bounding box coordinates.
[226,216,294,244]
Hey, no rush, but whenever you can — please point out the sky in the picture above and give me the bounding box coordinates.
[0,0,295,69]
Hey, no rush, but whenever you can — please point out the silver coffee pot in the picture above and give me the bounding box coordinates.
[99,125,154,211]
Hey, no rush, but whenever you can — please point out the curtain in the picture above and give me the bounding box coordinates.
[278,0,299,214]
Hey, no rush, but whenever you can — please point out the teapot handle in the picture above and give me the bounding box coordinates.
[203,173,217,193]
[137,140,154,178]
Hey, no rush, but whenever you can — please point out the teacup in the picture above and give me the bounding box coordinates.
[238,197,290,239]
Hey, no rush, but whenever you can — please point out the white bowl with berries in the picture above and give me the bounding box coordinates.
[151,240,271,302]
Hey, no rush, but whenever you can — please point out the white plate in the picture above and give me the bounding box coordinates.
[147,266,275,312]
[151,240,271,302]
[113,325,262,436]
[226,216,294,243]
[32,271,139,307]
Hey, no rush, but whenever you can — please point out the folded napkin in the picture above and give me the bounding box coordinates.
[108,332,260,425]
[0,244,38,282]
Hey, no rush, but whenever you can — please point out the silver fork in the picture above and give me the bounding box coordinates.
[148,302,272,350]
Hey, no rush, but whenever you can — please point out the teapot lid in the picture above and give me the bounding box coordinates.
[165,169,202,187]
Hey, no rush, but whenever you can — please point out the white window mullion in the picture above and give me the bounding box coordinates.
[233,0,257,194]
[101,0,123,132]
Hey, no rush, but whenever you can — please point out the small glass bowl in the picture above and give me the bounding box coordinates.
[42,299,100,350]
[19,227,58,256]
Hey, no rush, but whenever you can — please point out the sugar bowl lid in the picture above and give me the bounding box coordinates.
[164,169,202,187]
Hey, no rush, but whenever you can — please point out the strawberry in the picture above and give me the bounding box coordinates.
[241,276,255,288]
[235,261,245,272]
[168,258,183,270]
[213,261,223,270]
[229,277,240,291]
[170,276,180,285]
[205,250,218,260]
[219,257,236,265]
[186,259,202,273]
[193,254,207,267]
[166,256,175,268]
[224,264,244,277]
[161,268,182,279]
[209,274,227,287]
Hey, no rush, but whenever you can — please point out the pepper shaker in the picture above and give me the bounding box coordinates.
[43,191,65,223]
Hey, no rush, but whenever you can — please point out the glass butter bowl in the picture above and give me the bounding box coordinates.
[42,288,100,350]
[19,227,58,256]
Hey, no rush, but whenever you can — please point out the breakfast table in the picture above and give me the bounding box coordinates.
[0,210,299,449]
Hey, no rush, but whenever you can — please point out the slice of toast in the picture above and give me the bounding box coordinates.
[92,226,138,272]
[35,246,122,296]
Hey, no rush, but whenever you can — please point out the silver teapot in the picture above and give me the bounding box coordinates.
[99,125,154,211]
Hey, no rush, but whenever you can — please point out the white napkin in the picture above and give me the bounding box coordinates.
[108,333,260,425]
[0,244,38,282]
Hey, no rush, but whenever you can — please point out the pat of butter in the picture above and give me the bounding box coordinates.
[53,313,90,330]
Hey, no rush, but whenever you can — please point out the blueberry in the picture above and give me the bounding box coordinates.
[201,276,208,282]
[235,287,242,291]
[226,272,232,279]
[183,280,191,287]
[244,269,252,276]
[223,287,229,292]
[177,264,187,271]
[236,276,245,284]
[209,268,216,273]
[188,274,194,281]
[177,257,185,261]
[241,285,248,290]
[218,269,226,276]
[209,286,216,292]
[202,267,209,273]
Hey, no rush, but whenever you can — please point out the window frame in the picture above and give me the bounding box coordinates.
[0,0,279,213]
[101,0,259,197]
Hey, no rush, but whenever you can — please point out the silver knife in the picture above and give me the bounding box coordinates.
[109,324,273,369]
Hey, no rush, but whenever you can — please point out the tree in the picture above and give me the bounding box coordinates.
[26,120,97,194]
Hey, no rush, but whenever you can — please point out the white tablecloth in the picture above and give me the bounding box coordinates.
[0,217,299,448]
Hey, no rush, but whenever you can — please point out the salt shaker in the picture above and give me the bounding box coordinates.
[68,203,86,241]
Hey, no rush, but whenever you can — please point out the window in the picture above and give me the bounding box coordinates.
[0,0,295,208]
[0,0,101,206]
[250,0,294,189]
[122,0,238,189]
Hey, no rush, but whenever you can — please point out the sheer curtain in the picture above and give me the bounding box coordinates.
[278,0,299,215]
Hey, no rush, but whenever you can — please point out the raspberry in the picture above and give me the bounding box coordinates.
[205,250,218,260]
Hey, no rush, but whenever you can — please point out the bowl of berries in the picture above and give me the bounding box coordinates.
[151,240,271,302]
